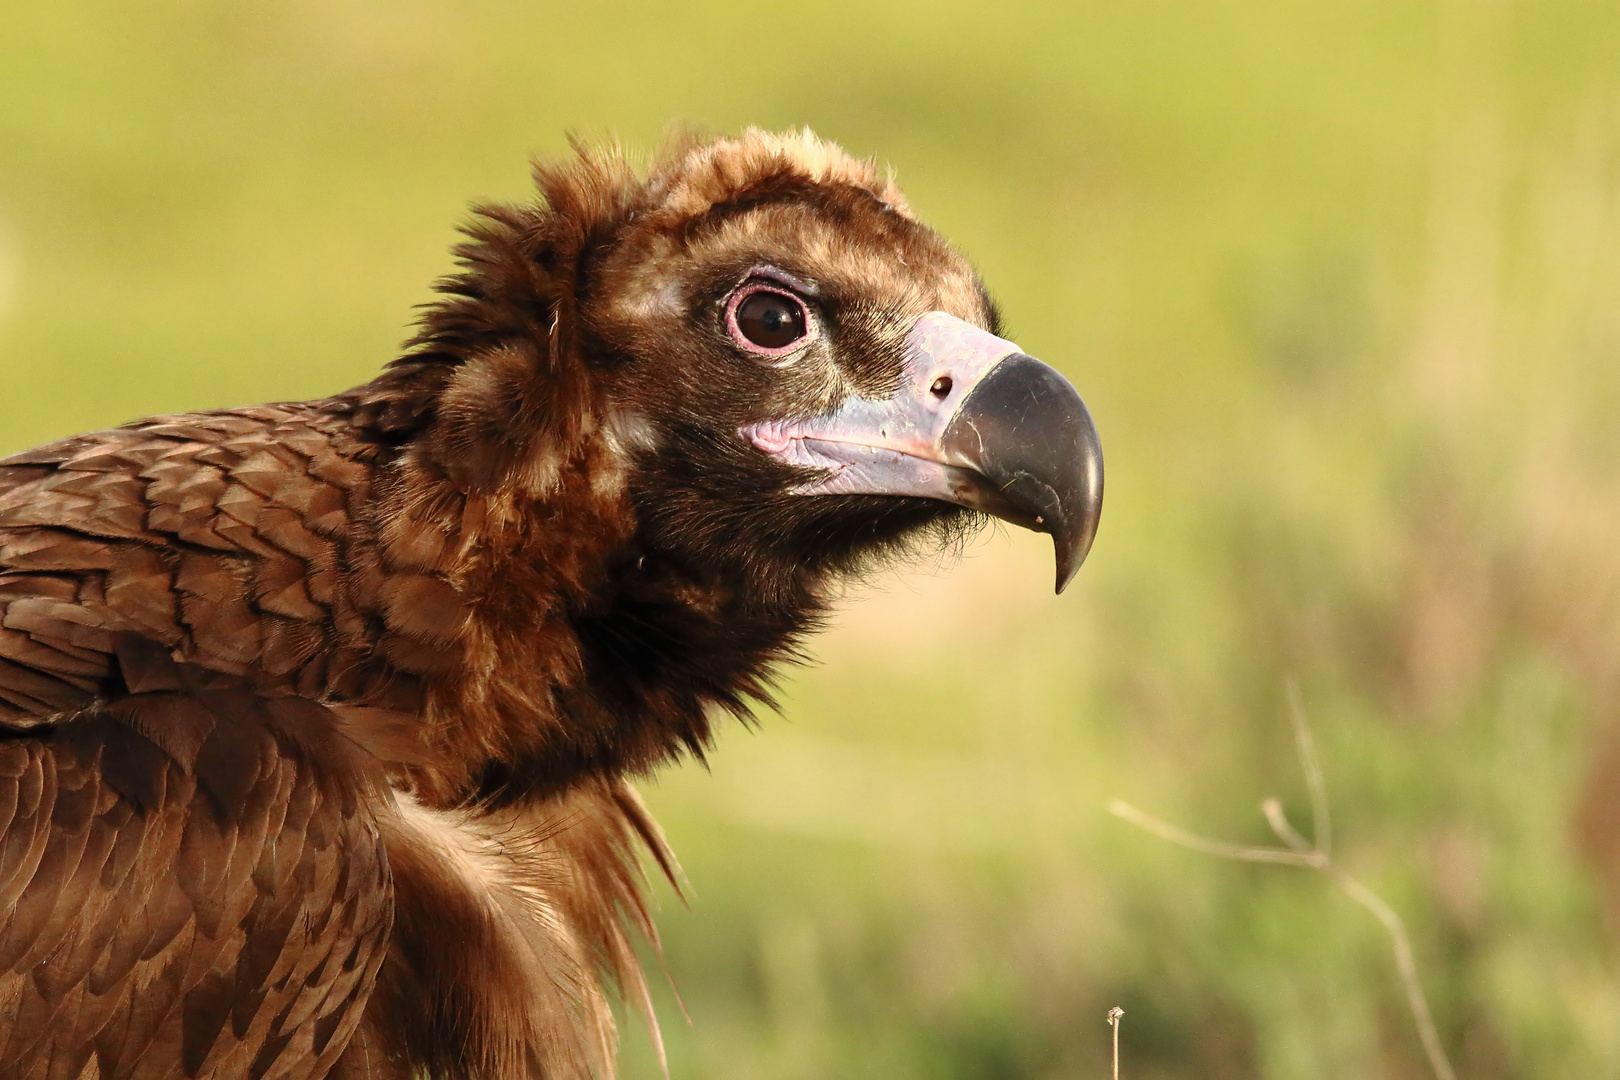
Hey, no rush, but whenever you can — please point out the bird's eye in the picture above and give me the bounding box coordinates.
[725,285,812,356]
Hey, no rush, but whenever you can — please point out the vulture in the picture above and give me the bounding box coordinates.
[0,129,1102,1079]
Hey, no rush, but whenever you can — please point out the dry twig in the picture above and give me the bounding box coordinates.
[1109,680,1458,1080]
[1106,1006,1124,1080]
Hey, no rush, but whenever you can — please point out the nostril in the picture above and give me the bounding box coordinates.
[930,376,953,399]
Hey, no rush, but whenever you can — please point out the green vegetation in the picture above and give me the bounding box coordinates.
[6,2,1620,1075]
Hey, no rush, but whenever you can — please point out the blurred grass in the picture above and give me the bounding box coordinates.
[7,1,1620,1076]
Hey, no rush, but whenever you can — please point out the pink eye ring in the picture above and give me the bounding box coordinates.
[725,283,814,357]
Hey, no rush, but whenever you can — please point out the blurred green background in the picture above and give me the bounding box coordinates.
[7,1,1620,1076]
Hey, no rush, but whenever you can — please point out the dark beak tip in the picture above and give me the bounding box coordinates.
[1055,555,1078,595]
[1048,425,1104,596]
[939,351,1104,596]
[1051,512,1098,595]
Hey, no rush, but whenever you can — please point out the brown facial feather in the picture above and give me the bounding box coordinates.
[0,128,1005,1078]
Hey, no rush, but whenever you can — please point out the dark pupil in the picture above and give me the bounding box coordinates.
[736,291,807,349]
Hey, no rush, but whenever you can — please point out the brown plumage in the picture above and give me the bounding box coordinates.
[0,129,1102,1078]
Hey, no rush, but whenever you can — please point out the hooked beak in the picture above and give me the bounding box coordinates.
[741,311,1104,593]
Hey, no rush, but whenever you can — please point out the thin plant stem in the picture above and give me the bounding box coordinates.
[1286,676,1331,857]
[1107,801,1319,867]
[1108,690,1458,1080]
[1107,1007,1123,1080]
[1260,798,1454,1080]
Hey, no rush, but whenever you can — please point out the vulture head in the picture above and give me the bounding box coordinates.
[380,129,1104,802]
[585,140,1102,596]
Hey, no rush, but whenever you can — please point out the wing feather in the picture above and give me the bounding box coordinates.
[0,694,392,1079]
[0,406,445,804]
[0,399,681,1079]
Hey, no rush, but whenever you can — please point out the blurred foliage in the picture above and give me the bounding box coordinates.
[7,1,1620,1076]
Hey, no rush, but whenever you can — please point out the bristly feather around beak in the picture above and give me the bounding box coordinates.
[742,312,1103,592]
